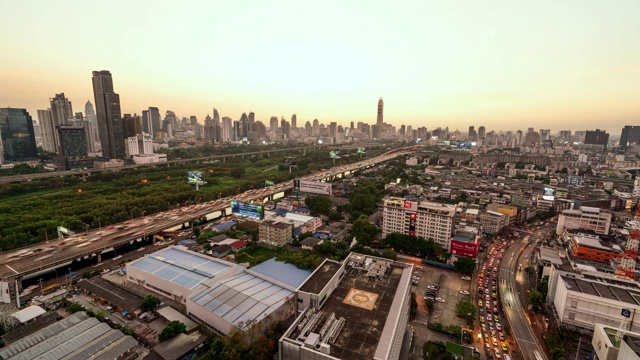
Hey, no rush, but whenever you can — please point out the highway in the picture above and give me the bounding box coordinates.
[499,232,547,360]
[0,143,353,185]
[0,147,415,282]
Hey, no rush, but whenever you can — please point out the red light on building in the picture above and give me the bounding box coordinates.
[409,214,416,220]
[404,201,412,208]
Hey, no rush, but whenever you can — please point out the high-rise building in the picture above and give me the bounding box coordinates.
[584,129,609,146]
[478,126,486,140]
[85,101,98,144]
[212,108,220,143]
[147,107,161,136]
[304,121,312,135]
[312,119,319,136]
[49,93,74,153]
[141,110,150,134]
[515,130,523,145]
[382,197,457,248]
[291,114,297,129]
[37,109,56,153]
[376,97,384,126]
[468,126,477,141]
[620,126,640,149]
[57,126,87,159]
[164,110,177,131]
[559,130,572,140]
[92,70,124,159]
[539,129,551,141]
[221,116,232,143]
[123,114,142,138]
[269,116,278,132]
[0,108,38,163]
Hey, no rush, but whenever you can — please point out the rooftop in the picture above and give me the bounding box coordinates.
[560,275,640,305]
[12,305,46,323]
[289,255,409,360]
[0,312,137,360]
[573,236,617,252]
[250,257,312,289]
[152,333,207,360]
[128,246,232,289]
[78,277,144,312]
[299,260,342,294]
[189,270,294,331]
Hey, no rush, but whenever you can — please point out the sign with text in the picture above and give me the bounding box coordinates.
[231,200,264,220]
[450,238,479,258]
[296,179,332,196]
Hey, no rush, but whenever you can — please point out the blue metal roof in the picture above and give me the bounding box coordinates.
[273,209,288,216]
[213,220,237,231]
[250,258,312,289]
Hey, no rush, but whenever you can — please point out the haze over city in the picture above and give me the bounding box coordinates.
[1,0,639,132]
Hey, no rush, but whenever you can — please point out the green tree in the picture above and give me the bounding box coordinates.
[66,303,84,313]
[380,248,397,260]
[352,215,378,246]
[141,295,161,312]
[193,226,201,237]
[305,195,333,215]
[229,167,246,178]
[529,291,543,312]
[538,275,550,298]
[454,257,476,275]
[159,320,187,342]
[455,301,476,325]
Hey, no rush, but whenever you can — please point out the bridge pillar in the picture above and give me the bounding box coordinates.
[97,253,102,263]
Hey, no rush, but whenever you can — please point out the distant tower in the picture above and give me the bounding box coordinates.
[291,114,297,129]
[92,70,124,159]
[49,93,74,153]
[0,108,38,163]
[376,98,384,126]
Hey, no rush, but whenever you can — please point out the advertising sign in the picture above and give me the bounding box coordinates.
[329,151,340,159]
[357,148,366,154]
[543,186,556,201]
[231,200,265,220]
[283,158,297,166]
[187,171,205,184]
[449,238,479,258]
[296,179,332,196]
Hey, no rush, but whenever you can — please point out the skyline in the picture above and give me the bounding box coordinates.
[1,1,639,133]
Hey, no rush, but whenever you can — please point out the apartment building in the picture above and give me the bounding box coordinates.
[556,206,612,236]
[382,197,456,248]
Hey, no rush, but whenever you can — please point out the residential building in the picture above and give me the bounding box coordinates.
[37,109,56,153]
[280,253,412,360]
[556,206,612,236]
[569,234,623,263]
[567,175,584,186]
[479,210,509,234]
[382,197,456,248]
[0,108,38,163]
[259,220,293,248]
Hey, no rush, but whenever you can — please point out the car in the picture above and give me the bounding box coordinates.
[480,316,485,323]
[501,342,508,351]
[460,290,470,295]
[499,333,505,340]
[412,281,418,285]
[481,324,487,331]
[492,337,498,346]
[494,315,499,322]
[494,349,502,359]
[461,276,471,281]
[435,297,445,303]
[479,308,484,315]
[485,343,492,352]
[478,299,483,307]
[424,296,434,301]
[494,306,499,313]
[427,285,438,290]
[496,323,502,330]
[486,315,492,322]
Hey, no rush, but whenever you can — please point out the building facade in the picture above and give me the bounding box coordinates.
[0,108,38,163]
[92,70,125,159]
[259,221,293,248]
[382,197,456,248]
[556,206,612,236]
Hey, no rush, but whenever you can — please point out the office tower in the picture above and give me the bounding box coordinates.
[478,126,486,140]
[204,114,213,142]
[212,108,220,143]
[524,129,540,146]
[37,109,56,153]
[573,131,586,143]
[350,121,354,130]
[329,122,337,141]
[248,112,255,125]
[49,93,74,153]
[221,116,232,143]
[376,97,384,126]
[189,116,197,127]
[312,119,319,136]
[280,117,290,139]
[584,129,609,145]
[125,133,153,157]
[141,110,150,134]
[84,100,99,144]
[559,130,571,140]
[304,121,312,135]
[291,114,297,129]
[58,126,87,159]
[269,116,278,132]
[164,110,177,131]
[0,108,38,163]
[92,70,124,159]
[468,126,477,141]
[516,130,523,145]
[233,121,241,141]
[239,113,249,138]
[539,129,551,141]
[123,114,142,138]
[82,118,96,153]
[146,107,161,137]
[620,126,640,149]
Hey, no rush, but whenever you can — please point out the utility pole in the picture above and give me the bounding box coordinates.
[574,336,582,360]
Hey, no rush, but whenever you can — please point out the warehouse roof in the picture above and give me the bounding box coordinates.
[78,277,143,312]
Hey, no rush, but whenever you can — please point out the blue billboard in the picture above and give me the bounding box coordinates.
[231,200,265,220]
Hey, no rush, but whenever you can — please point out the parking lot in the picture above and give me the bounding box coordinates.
[418,267,472,328]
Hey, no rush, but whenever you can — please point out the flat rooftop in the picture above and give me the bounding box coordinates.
[78,277,143,312]
[560,275,640,305]
[299,260,342,294]
[250,258,312,289]
[128,246,232,289]
[294,259,406,360]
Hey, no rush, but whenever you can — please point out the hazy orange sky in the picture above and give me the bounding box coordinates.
[1,0,639,134]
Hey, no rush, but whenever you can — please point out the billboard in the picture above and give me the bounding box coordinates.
[231,200,264,220]
[449,238,480,258]
[329,151,340,159]
[283,157,297,166]
[357,148,366,154]
[294,179,332,196]
[187,171,205,184]
[543,186,556,201]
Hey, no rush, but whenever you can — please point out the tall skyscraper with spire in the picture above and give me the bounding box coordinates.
[377,98,384,126]
[92,70,124,159]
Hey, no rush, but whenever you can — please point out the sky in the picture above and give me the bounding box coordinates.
[1,0,639,134]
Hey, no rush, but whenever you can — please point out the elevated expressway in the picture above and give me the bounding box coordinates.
[0,146,416,304]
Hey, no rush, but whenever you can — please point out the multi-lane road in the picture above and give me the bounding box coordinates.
[499,230,548,360]
[0,147,416,282]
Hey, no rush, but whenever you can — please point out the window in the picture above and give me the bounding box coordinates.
[570,300,577,308]
[568,312,575,320]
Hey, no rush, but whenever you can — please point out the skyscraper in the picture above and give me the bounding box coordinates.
[468,126,477,141]
[478,126,486,140]
[584,129,609,145]
[269,116,278,132]
[221,116,232,143]
[37,109,56,153]
[123,114,142,138]
[58,126,88,159]
[291,114,297,129]
[539,129,551,141]
[85,101,99,144]
[147,107,161,137]
[92,70,124,159]
[141,110,150,134]
[376,97,384,126]
[0,108,38,163]
[620,126,640,149]
[312,119,319,136]
[49,93,74,153]
[164,110,177,131]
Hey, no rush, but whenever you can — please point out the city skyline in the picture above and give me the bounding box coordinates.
[1,1,639,133]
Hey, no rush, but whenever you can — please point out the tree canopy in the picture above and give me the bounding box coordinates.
[141,295,161,312]
[159,321,187,342]
[454,257,476,275]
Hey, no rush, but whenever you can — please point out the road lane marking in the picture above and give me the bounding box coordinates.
[5,264,18,274]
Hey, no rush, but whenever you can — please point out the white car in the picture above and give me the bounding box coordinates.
[459,290,470,295]
[435,297,445,303]
[461,276,471,281]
